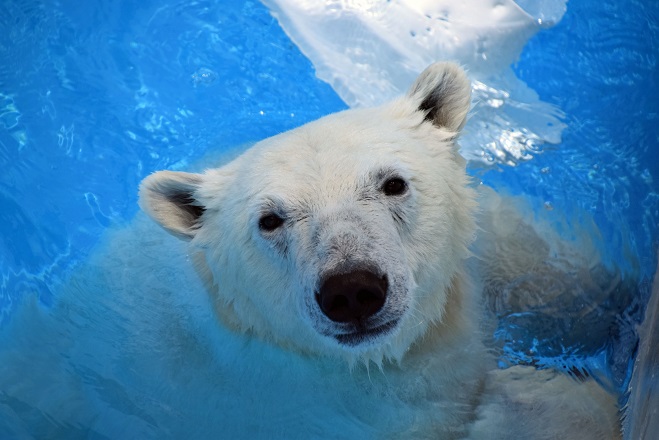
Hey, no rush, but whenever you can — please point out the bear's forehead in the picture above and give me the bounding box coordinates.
[246,144,405,199]
[247,109,424,178]
[224,105,449,211]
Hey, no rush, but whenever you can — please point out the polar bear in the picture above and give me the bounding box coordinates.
[139,62,621,439]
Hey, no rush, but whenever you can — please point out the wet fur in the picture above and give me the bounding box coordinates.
[0,62,622,438]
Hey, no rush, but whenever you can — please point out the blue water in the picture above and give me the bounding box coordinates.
[0,0,346,320]
[0,0,657,436]
[482,0,659,390]
[507,0,658,278]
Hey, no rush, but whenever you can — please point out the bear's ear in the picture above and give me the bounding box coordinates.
[139,171,206,241]
[407,62,471,133]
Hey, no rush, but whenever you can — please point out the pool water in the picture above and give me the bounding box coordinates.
[0,0,347,318]
[0,0,657,437]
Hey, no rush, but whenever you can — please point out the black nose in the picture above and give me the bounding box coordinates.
[316,270,388,323]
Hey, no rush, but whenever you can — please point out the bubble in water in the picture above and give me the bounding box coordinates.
[191,68,218,86]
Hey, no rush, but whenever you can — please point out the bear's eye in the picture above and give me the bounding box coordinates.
[259,213,284,232]
[382,177,407,196]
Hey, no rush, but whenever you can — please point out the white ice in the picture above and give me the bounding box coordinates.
[261,0,568,165]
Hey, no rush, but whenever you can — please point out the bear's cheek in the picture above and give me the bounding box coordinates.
[398,195,465,289]
[196,220,302,333]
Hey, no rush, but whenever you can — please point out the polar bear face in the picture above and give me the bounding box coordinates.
[140,63,476,363]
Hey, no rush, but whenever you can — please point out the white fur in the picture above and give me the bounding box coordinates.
[140,63,478,365]
[137,62,621,438]
[0,63,620,439]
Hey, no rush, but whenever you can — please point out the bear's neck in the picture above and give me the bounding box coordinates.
[341,272,489,438]
[409,271,483,358]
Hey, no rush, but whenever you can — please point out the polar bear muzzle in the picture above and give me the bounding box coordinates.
[316,269,397,346]
[316,270,388,323]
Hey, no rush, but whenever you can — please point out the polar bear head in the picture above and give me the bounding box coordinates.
[139,62,476,364]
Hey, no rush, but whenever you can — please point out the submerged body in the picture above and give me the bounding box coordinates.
[1,63,621,438]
